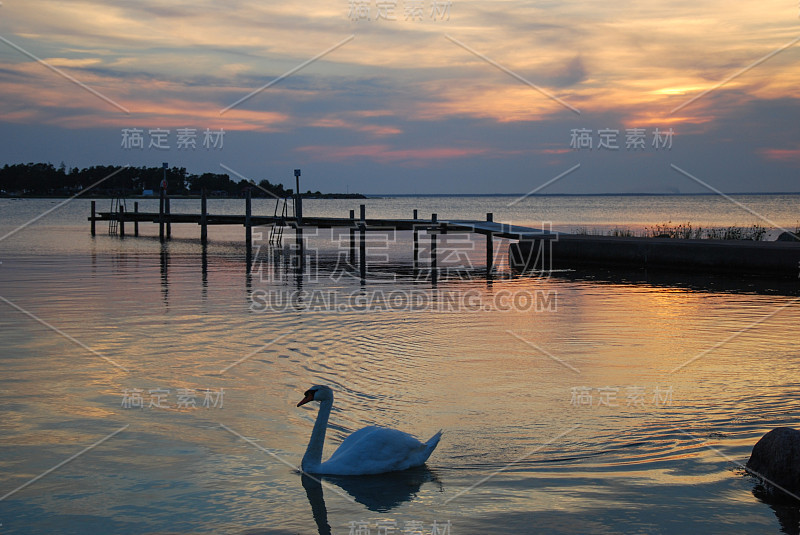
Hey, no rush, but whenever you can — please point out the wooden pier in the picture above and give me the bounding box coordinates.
[89,190,800,281]
[89,190,555,278]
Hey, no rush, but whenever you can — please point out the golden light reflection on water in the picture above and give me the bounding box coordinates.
[1,246,799,533]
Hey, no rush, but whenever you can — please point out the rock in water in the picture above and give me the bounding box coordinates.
[747,427,800,498]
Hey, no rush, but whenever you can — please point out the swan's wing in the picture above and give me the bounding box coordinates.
[320,426,439,475]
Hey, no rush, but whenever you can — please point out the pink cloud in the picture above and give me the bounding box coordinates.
[758,148,800,164]
[307,117,402,136]
[295,144,491,165]
[534,148,572,155]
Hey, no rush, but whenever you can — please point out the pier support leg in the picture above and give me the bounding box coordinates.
[359,204,366,281]
[159,189,165,242]
[200,190,208,244]
[90,201,96,236]
[360,225,366,282]
[486,212,493,274]
[166,197,172,239]
[413,228,419,268]
[431,213,438,284]
[119,205,125,237]
[349,209,355,265]
[134,202,139,237]
[245,189,252,271]
[412,209,419,270]
[295,228,304,273]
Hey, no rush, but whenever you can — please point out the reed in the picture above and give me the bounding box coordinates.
[643,222,767,241]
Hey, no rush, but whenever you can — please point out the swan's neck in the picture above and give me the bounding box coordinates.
[302,398,332,472]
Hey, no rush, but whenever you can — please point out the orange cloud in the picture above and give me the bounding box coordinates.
[3,0,799,139]
[0,60,290,131]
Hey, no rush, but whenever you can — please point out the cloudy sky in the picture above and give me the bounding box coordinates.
[0,0,798,194]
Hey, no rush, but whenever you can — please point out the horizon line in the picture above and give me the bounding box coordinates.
[361,191,800,197]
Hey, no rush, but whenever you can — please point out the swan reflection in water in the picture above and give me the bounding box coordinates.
[301,467,443,535]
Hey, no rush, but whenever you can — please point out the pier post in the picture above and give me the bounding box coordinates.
[245,189,254,273]
[134,202,139,237]
[295,193,305,273]
[295,227,304,273]
[431,213,438,281]
[245,188,252,248]
[159,189,165,242]
[90,201,96,236]
[413,209,419,268]
[119,205,125,237]
[165,196,172,239]
[486,212,493,273]
[359,204,366,281]
[200,190,208,244]
[349,209,356,264]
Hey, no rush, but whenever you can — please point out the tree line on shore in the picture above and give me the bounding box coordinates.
[0,162,361,198]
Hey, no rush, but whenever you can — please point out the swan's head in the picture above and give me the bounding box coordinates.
[297,385,333,407]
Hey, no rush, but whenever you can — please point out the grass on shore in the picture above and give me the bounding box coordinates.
[573,222,771,240]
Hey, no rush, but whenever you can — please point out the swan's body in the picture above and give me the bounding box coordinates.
[297,385,441,476]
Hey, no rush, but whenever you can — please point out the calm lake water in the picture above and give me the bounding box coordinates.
[1,196,799,534]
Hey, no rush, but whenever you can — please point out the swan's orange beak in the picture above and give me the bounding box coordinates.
[297,392,315,407]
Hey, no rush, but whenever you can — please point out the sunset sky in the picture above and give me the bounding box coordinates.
[0,0,798,194]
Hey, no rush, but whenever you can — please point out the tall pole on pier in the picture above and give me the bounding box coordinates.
[294,169,302,224]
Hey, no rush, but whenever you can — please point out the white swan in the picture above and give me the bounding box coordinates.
[297,385,442,476]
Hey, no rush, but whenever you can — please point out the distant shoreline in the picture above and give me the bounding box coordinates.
[0,193,368,200]
[2,191,798,200]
